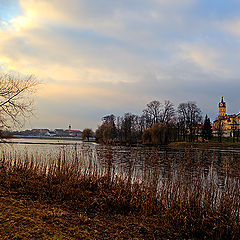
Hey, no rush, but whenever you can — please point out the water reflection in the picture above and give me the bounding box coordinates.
[1,138,240,185]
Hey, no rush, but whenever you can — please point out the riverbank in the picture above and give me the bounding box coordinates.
[0,190,159,239]
[169,141,240,149]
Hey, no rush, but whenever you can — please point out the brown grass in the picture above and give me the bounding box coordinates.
[0,145,240,239]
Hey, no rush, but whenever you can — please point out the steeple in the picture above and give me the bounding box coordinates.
[218,96,226,117]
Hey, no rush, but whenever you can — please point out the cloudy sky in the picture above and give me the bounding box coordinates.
[0,0,240,130]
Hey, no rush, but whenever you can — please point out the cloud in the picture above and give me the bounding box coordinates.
[0,0,240,129]
[221,19,240,36]
[179,43,224,74]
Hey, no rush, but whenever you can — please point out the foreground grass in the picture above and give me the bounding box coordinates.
[0,190,160,240]
[1,146,240,239]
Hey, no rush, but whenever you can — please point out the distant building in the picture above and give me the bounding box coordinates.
[31,129,50,136]
[54,129,65,136]
[13,127,82,139]
[213,97,240,136]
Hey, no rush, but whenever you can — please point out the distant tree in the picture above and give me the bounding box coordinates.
[143,100,175,128]
[215,118,224,143]
[102,114,117,138]
[150,123,168,145]
[96,123,116,143]
[178,102,202,142]
[95,125,104,142]
[82,128,93,141]
[159,100,175,124]
[0,73,38,129]
[236,120,240,143]
[134,115,146,141]
[142,123,169,145]
[142,128,152,144]
[230,117,239,143]
[201,115,212,141]
[102,114,116,125]
[143,100,161,126]
[166,121,178,142]
[119,113,138,143]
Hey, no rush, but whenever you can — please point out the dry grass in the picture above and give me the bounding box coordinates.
[0,145,240,239]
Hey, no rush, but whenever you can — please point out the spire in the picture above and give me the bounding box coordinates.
[221,96,224,103]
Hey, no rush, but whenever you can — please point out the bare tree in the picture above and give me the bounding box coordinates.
[143,100,161,126]
[118,113,139,144]
[102,114,116,125]
[0,73,38,128]
[178,102,202,142]
[143,100,176,127]
[160,100,175,123]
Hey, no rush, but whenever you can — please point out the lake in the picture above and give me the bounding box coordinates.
[1,138,240,184]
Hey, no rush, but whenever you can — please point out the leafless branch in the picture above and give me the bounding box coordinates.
[0,73,39,129]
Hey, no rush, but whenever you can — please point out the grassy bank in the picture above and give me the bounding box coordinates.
[0,192,159,239]
[169,140,240,149]
[1,146,240,239]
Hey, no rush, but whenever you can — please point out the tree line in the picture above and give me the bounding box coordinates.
[93,100,212,145]
[0,73,212,144]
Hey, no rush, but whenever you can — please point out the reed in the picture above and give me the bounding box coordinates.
[0,145,240,239]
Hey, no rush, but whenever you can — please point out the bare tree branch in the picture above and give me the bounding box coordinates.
[0,73,39,129]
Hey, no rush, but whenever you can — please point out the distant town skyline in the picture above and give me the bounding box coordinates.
[1,1,240,130]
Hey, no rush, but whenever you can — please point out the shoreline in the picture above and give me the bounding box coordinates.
[168,141,240,149]
[12,135,83,141]
[3,136,240,149]
[0,135,97,144]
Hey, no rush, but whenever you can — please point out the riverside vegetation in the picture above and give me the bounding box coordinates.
[94,101,218,146]
[1,144,240,239]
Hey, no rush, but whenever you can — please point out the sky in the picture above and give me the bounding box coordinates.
[0,0,240,130]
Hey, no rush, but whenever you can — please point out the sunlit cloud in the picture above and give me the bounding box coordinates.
[180,44,224,74]
[0,0,240,129]
[221,19,240,37]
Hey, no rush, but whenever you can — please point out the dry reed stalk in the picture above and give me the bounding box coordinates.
[0,146,240,238]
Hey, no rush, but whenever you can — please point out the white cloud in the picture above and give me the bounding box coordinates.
[179,43,223,74]
[0,0,240,129]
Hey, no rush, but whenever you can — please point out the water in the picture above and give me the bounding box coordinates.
[1,138,240,182]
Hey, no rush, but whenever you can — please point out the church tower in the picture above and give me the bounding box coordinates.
[218,96,226,118]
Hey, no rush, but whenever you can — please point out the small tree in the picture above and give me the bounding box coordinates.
[201,115,212,141]
[82,128,93,141]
